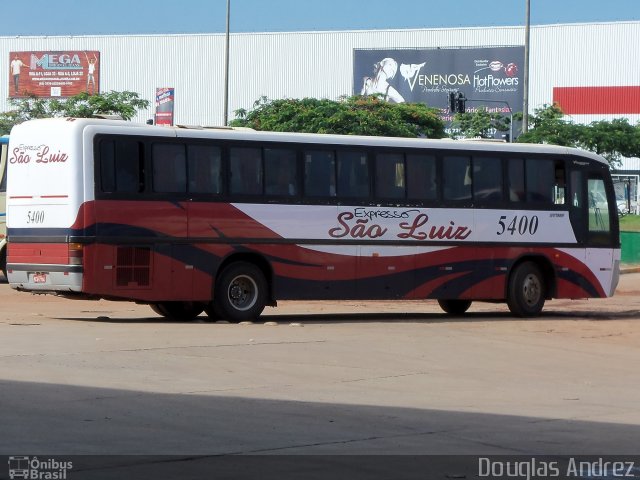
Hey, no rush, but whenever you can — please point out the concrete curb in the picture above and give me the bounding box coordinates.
[621,266,640,274]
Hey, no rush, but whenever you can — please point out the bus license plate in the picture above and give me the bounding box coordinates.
[32,273,48,284]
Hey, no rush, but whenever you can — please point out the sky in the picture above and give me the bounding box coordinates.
[3,0,639,36]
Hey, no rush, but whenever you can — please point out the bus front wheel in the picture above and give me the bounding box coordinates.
[213,262,267,322]
[507,262,546,317]
[150,302,205,321]
[438,299,472,315]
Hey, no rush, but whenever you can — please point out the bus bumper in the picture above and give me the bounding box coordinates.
[7,264,83,292]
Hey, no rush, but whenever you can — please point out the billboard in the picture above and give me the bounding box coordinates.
[9,50,100,98]
[354,46,524,135]
[155,88,175,126]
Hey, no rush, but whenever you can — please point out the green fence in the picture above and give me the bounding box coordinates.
[621,231,640,264]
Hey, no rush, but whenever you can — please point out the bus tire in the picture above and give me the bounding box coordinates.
[438,299,472,315]
[507,261,545,317]
[203,304,223,322]
[150,302,205,321]
[213,262,267,322]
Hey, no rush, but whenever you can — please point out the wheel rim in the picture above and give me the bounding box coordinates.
[227,274,258,311]
[522,273,542,307]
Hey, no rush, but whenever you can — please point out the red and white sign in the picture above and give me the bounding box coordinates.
[9,50,100,98]
[155,87,175,126]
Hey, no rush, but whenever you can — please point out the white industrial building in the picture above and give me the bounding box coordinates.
[2,21,638,127]
[2,21,639,201]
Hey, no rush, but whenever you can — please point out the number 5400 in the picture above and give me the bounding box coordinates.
[26,210,45,224]
[497,215,539,236]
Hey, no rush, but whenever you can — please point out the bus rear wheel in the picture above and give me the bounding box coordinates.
[213,262,267,322]
[438,299,472,315]
[204,304,246,323]
[507,261,546,317]
[150,302,205,321]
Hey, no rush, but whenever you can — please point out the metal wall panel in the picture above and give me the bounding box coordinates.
[1,22,638,127]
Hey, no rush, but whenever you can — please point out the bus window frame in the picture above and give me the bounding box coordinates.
[92,135,605,229]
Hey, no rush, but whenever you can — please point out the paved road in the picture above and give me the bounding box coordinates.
[1,274,640,476]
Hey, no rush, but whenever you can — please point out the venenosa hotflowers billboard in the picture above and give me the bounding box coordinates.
[353,46,524,135]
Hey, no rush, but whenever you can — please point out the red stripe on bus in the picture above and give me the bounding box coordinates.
[553,86,640,114]
[7,243,70,265]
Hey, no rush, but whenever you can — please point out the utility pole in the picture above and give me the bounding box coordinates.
[223,0,231,126]
[522,0,531,134]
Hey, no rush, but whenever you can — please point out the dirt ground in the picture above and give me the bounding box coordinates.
[1,272,640,459]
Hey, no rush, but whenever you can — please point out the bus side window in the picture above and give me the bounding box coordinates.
[442,155,471,201]
[473,156,503,203]
[375,153,405,200]
[264,148,298,196]
[571,170,584,208]
[507,158,525,202]
[100,138,143,194]
[337,151,370,198]
[230,147,262,195]
[569,169,586,241]
[188,144,222,194]
[152,143,187,193]
[526,158,554,204]
[406,153,436,201]
[99,140,116,192]
[304,150,336,197]
[554,162,566,205]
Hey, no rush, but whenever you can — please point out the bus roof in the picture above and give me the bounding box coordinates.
[12,117,609,166]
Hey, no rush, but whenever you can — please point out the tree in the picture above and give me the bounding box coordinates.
[451,107,511,139]
[576,118,640,166]
[517,103,582,147]
[231,95,447,138]
[517,104,640,168]
[0,110,21,136]
[0,91,150,134]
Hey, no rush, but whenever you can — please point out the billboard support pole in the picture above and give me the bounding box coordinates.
[522,0,531,134]
[223,0,231,126]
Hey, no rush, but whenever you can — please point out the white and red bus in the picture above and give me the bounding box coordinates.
[6,118,620,320]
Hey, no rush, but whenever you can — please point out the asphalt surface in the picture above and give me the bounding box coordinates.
[1,272,640,478]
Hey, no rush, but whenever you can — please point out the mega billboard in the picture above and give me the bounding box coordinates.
[354,46,524,135]
[9,51,100,98]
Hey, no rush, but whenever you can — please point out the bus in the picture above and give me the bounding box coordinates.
[6,118,620,321]
[0,135,9,276]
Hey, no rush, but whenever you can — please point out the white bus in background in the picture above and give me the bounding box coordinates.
[0,135,9,276]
